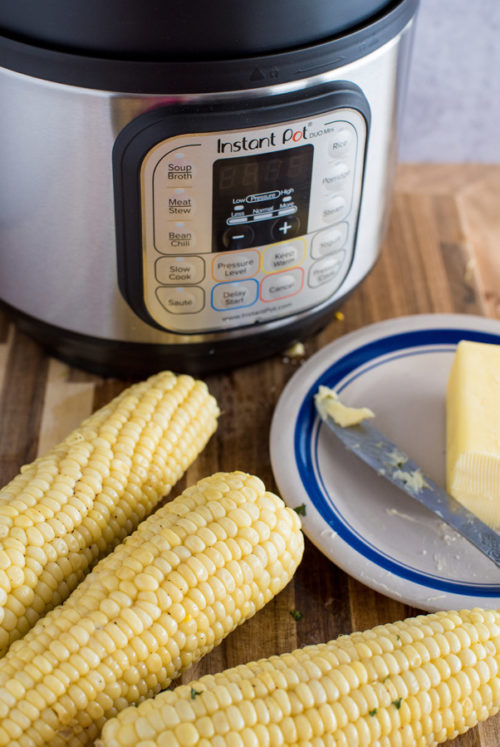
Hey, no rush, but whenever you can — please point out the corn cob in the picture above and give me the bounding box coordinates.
[99,607,500,747]
[0,471,304,746]
[0,370,219,657]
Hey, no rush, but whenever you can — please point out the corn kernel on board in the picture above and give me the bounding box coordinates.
[1,164,500,745]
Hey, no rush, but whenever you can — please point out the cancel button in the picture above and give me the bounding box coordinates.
[260,269,304,302]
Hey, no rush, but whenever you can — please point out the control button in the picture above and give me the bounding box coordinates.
[308,252,346,288]
[271,215,301,241]
[311,224,348,258]
[222,225,255,251]
[166,188,195,218]
[328,126,355,158]
[164,152,196,182]
[262,240,305,273]
[322,162,351,192]
[155,256,205,285]
[260,268,304,302]
[155,286,205,314]
[322,195,347,225]
[212,251,259,281]
[157,222,196,253]
[212,280,259,311]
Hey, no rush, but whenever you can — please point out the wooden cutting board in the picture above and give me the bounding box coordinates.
[1,164,499,745]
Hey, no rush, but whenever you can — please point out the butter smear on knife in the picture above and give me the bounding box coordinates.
[446,339,500,529]
[314,385,374,427]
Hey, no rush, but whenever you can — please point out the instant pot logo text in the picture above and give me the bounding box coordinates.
[217,125,310,153]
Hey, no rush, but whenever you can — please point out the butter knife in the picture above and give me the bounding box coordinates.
[315,404,500,569]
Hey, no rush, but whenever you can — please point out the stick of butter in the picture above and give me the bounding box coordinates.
[446,339,500,529]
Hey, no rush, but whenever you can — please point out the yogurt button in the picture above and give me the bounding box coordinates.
[311,224,348,258]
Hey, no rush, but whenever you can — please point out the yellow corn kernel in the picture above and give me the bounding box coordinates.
[0,371,219,655]
[0,471,304,745]
[100,608,500,747]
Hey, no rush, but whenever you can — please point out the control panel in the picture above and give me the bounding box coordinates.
[114,86,369,334]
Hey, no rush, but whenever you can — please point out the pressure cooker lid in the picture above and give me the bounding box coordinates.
[0,0,395,59]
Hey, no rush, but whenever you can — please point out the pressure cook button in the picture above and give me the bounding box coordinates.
[262,240,305,273]
[308,252,346,288]
[155,286,205,314]
[211,279,259,311]
[222,225,255,251]
[322,162,351,192]
[260,268,304,302]
[212,251,259,281]
[155,256,205,285]
[328,126,355,158]
[322,194,347,225]
[271,215,301,241]
[311,223,348,258]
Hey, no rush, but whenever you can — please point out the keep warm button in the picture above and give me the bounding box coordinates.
[260,268,304,302]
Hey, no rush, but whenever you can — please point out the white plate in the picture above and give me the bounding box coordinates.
[270,314,500,611]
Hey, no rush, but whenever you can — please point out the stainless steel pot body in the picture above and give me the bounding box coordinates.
[0,18,415,369]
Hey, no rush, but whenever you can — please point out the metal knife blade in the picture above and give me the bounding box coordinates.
[315,405,500,568]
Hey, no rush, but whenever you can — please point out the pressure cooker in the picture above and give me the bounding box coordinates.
[0,0,419,377]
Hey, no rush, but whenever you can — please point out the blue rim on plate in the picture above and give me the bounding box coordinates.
[284,322,500,601]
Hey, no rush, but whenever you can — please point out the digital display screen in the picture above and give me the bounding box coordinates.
[212,144,313,252]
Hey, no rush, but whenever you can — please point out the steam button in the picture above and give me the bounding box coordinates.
[321,195,347,225]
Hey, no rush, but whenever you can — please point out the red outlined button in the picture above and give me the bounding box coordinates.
[260,268,304,302]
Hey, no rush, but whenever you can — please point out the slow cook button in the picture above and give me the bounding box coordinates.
[322,194,347,225]
[155,256,205,285]
[211,280,258,311]
[260,268,304,302]
[155,286,204,314]
[311,223,348,258]
[212,250,259,281]
[308,252,346,288]
[262,240,306,273]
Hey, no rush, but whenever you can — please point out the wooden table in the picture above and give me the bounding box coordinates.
[1,164,500,745]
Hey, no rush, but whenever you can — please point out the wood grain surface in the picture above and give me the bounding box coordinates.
[1,164,499,745]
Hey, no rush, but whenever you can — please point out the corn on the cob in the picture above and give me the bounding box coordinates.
[0,371,219,656]
[99,607,500,747]
[0,471,304,746]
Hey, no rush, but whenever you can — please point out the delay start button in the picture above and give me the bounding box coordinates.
[211,279,258,310]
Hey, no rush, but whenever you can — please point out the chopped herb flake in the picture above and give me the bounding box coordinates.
[290,609,304,621]
[190,687,203,700]
[294,504,307,516]
[392,698,403,709]
[369,708,378,717]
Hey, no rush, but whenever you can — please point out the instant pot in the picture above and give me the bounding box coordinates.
[0,0,419,376]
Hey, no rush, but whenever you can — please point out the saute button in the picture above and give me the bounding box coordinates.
[212,251,259,281]
[328,126,355,157]
[260,268,304,302]
[311,223,348,258]
[155,286,204,314]
[321,194,347,224]
[308,252,346,288]
[262,240,305,273]
[155,256,205,285]
[322,162,351,192]
[211,280,258,310]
